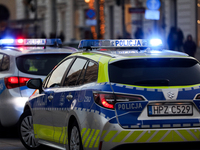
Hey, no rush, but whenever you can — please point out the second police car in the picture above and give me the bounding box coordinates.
[19,39,200,150]
[0,39,77,128]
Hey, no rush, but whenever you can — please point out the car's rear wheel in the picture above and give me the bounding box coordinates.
[18,111,41,150]
[69,121,83,150]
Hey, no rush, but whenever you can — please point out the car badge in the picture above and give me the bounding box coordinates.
[167,92,175,99]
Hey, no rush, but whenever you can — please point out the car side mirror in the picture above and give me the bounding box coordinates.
[27,78,43,94]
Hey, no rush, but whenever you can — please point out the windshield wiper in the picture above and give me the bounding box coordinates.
[134,79,170,86]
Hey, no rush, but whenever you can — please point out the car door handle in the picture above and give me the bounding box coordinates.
[48,95,54,101]
[66,95,73,100]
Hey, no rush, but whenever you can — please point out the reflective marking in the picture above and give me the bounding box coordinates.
[178,130,196,141]
[94,136,100,148]
[185,87,192,91]
[91,109,94,113]
[173,124,181,127]
[122,126,129,128]
[103,131,118,142]
[193,124,200,127]
[159,131,172,142]
[95,111,99,114]
[101,130,107,138]
[178,89,183,91]
[187,130,199,141]
[163,124,171,127]
[152,125,160,128]
[126,86,134,89]
[136,87,144,91]
[157,89,162,92]
[82,129,91,144]
[81,128,87,137]
[116,84,124,87]
[193,86,200,89]
[137,131,155,142]
[89,130,100,148]
[84,129,95,147]
[190,129,200,139]
[141,125,150,128]
[149,130,167,142]
[131,125,139,128]
[147,88,155,92]
[82,108,86,111]
[112,131,130,142]
[124,131,143,143]
[146,130,159,142]
[78,108,82,111]
[134,131,146,142]
[183,124,191,127]
[174,130,185,141]
[100,113,105,117]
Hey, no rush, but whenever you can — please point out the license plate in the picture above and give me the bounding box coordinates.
[148,104,193,116]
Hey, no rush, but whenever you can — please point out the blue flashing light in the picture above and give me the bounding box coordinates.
[0,39,62,46]
[78,39,163,49]
[1,39,14,44]
[150,39,163,47]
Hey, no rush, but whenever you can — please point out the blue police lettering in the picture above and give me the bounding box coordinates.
[118,103,142,110]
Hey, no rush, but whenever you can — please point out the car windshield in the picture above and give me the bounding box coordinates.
[16,54,69,75]
[109,58,200,86]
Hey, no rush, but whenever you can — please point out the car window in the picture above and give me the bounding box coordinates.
[46,58,73,88]
[109,58,200,86]
[16,54,70,75]
[63,58,87,86]
[83,61,98,84]
[0,54,10,71]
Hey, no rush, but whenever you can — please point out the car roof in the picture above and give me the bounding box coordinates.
[0,46,78,56]
[74,48,190,60]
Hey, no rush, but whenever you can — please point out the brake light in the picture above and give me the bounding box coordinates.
[4,77,31,89]
[94,93,115,109]
[93,92,145,109]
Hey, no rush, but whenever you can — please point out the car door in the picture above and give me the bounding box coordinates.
[34,57,74,142]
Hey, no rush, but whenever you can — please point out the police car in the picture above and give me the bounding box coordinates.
[19,39,200,150]
[0,38,77,127]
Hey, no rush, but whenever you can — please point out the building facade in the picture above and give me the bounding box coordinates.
[0,0,199,48]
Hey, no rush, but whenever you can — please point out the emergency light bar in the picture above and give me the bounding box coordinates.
[78,39,163,49]
[0,39,62,46]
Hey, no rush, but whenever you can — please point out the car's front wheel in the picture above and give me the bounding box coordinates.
[69,121,83,150]
[18,111,41,150]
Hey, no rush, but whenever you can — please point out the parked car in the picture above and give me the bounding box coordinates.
[0,38,77,127]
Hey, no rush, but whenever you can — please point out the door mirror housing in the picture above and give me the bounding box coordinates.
[27,78,43,93]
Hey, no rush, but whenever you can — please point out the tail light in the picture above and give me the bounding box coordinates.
[4,77,31,89]
[93,92,145,109]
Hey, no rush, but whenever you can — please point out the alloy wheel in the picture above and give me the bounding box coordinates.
[20,116,39,148]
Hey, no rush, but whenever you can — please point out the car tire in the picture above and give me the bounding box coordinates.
[18,110,41,150]
[69,121,83,150]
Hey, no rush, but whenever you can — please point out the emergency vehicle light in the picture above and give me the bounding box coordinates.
[0,39,62,46]
[78,39,163,49]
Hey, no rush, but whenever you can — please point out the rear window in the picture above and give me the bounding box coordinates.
[16,54,70,75]
[109,58,200,86]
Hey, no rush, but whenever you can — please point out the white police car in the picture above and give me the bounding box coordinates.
[19,39,200,150]
[0,38,77,127]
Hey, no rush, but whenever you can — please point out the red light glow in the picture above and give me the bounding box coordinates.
[17,39,24,44]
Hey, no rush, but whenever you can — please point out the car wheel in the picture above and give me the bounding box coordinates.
[69,121,83,150]
[18,111,41,150]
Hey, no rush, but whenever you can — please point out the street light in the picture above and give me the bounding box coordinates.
[85,0,90,3]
